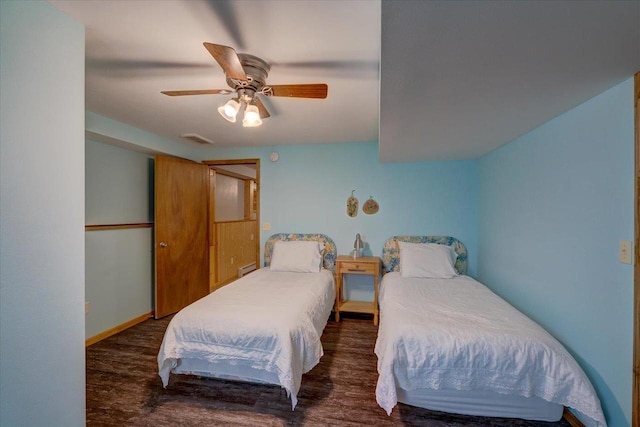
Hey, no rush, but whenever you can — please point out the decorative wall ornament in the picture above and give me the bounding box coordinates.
[363,196,379,215]
[347,190,359,217]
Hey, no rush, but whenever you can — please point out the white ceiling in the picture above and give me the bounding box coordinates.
[50,0,639,163]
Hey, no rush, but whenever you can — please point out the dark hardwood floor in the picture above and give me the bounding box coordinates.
[86,315,571,426]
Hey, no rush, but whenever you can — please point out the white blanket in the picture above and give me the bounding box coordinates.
[375,272,606,427]
[158,268,335,409]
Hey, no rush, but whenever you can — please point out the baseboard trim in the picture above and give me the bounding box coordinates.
[86,311,154,347]
[562,407,585,427]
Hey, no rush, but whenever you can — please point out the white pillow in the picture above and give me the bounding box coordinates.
[269,240,324,273]
[399,241,458,278]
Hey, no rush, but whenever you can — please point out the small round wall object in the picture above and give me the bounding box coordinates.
[363,196,379,215]
[269,151,279,162]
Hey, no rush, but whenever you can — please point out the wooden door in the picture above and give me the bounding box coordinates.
[155,155,209,318]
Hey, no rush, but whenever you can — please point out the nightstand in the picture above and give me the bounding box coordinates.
[335,255,382,325]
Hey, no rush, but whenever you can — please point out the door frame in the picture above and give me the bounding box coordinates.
[203,158,261,288]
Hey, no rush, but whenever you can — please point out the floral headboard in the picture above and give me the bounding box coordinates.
[382,236,468,275]
[264,233,337,272]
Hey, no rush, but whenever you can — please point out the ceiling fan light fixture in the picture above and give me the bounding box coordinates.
[163,43,328,129]
[242,104,262,127]
[218,98,240,122]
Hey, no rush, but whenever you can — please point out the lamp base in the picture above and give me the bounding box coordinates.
[351,249,363,259]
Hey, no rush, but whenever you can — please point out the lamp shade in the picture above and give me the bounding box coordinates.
[218,99,240,123]
[242,104,262,127]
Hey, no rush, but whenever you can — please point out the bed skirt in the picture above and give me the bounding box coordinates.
[397,386,563,422]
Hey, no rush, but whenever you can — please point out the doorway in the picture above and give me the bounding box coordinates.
[204,159,260,291]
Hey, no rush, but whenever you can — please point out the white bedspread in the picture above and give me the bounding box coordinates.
[158,268,335,409]
[374,272,606,427]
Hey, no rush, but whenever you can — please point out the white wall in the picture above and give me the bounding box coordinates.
[0,1,86,425]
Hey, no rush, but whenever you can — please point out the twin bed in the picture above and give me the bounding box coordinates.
[157,233,606,426]
[375,236,606,427]
[158,233,336,409]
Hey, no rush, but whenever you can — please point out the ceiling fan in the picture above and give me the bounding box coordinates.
[161,42,328,127]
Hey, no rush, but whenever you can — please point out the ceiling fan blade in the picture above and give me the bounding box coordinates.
[268,84,328,99]
[161,89,233,96]
[274,59,379,72]
[88,58,212,70]
[203,42,247,81]
[204,0,246,50]
[272,59,379,79]
[254,97,270,119]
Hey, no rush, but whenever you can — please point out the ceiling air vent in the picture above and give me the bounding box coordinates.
[181,133,214,145]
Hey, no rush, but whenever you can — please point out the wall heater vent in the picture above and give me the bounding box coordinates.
[238,262,257,278]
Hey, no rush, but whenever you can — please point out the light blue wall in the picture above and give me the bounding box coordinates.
[85,139,154,339]
[86,139,154,224]
[478,78,634,426]
[202,143,477,301]
[204,142,479,280]
[85,228,154,337]
[82,135,478,313]
[0,1,86,426]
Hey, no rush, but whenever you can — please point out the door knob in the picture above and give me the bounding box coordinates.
[159,241,168,248]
